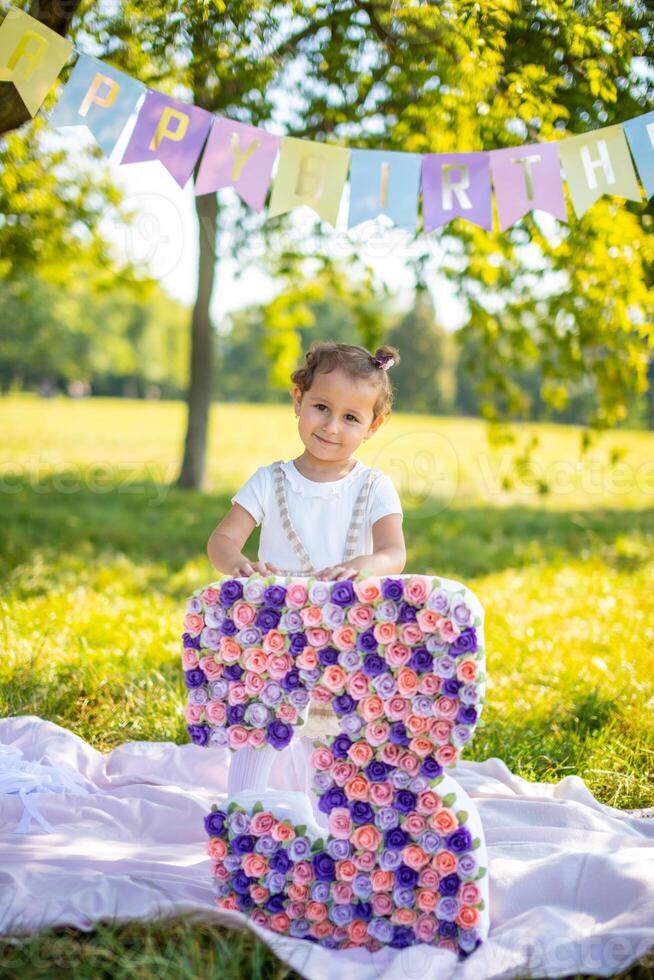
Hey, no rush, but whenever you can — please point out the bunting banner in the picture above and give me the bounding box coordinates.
[2,3,654,234]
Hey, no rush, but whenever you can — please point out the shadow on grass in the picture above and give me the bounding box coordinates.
[1,475,653,591]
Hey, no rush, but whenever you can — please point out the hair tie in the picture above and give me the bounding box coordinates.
[370,351,395,371]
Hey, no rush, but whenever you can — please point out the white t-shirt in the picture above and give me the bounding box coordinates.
[231,458,403,571]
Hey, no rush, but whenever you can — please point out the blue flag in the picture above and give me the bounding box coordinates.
[623,111,654,200]
[348,148,422,230]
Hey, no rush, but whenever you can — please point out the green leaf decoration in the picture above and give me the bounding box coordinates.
[441,792,457,807]
[252,801,264,814]
[227,802,237,814]
[311,837,325,853]
[456,810,469,824]
[476,899,485,910]
[431,775,445,786]
[472,836,481,849]
[476,867,487,879]
[295,824,307,836]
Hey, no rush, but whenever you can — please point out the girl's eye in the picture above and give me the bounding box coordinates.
[315,404,358,423]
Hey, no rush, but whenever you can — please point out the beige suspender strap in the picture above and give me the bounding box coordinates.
[272,460,314,574]
[342,468,381,562]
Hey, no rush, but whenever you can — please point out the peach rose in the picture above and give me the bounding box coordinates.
[432,808,458,834]
[369,781,394,806]
[332,625,356,650]
[244,648,268,674]
[301,606,324,628]
[306,901,328,923]
[184,703,204,723]
[250,811,276,836]
[272,821,295,842]
[250,884,269,904]
[396,668,418,697]
[386,642,411,668]
[392,907,416,926]
[311,920,333,939]
[455,905,480,929]
[371,869,394,892]
[398,623,424,646]
[201,586,220,605]
[373,621,397,645]
[331,760,356,785]
[335,859,356,882]
[200,656,223,680]
[419,673,441,696]
[232,600,256,627]
[182,649,199,669]
[433,849,457,874]
[288,884,309,902]
[409,736,433,758]
[403,575,430,605]
[328,808,352,839]
[296,647,318,670]
[352,824,381,851]
[184,612,203,633]
[345,670,369,700]
[405,713,428,735]
[416,608,440,633]
[267,653,293,679]
[353,577,382,603]
[243,854,267,878]
[346,744,375,773]
[323,665,347,693]
[402,844,429,870]
[217,896,238,911]
[307,626,330,647]
[359,694,384,722]
[270,912,291,933]
[228,725,248,748]
[286,581,309,607]
[416,888,438,912]
[205,700,226,725]
[435,744,459,766]
[219,637,242,663]
[386,696,409,721]
[262,630,286,654]
[344,774,370,801]
[347,604,374,629]
[207,837,227,860]
[456,659,478,682]
[346,919,369,944]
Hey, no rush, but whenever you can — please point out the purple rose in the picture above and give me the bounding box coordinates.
[443,678,462,698]
[244,703,269,727]
[446,827,473,853]
[373,672,397,699]
[187,596,203,614]
[438,872,461,895]
[374,806,399,831]
[420,830,442,853]
[409,647,433,673]
[450,627,478,656]
[182,632,201,650]
[187,723,209,745]
[236,626,260,646]
[357,630,379,655]
[226,704,245,726]
[262,584,287,608]
[397,602,417,623]
[203,809,227,836]
[260,681,283,706]
[290,919,310,938]
[434,655,456,678]
[384,826,409,850]
[281,668,301,692]
[210,679,229,700]
[352,900,372,922]
[318,646,339,666]
[361,652,385,676]
[460,683,480,705]
[200,627,221,650]
[255,606,281,631]
[329,904,354,926]
[457,853,478,877]
[289,688,310,710]
[226,810,249,834]
[420,756,443,779]
[299,667,321,685]
[340,713,363,736]
[318,786,347,814]
[349,800,374,824]
[231,869,250,894]
[381,578,404,601]
[379,847,402,870]
[427,588,450,614]
[394,789,416,813]
[188,687,209,705]
[264,870,286,894]
[255,834,277,856]
[327,838,351,860]
[232,833,255,854]
[451,599,472,626]
[395,864,418,888]
[331,733,352,759]
[392,885,415,908]
[313,772,333,793]
[265,893,285,912]
[457,704,478,726]
[288,836,311,862]
[338,648,360,672]
[220,579,243,607]
[390,925,414,949]
[311,851,336,882]
[365,760,391,782]
[438,918,458,939]
[267,719,293,749]
[311,880,330,902]
[288,631,308,655]
[270,847,292,873]
[352,873,372,899]
[390,768,411,789]
[333,693,356,715]
[436,896,460,920]
[223,664,243,681]
[412,695,434,718]
[184,669,207,689]
[330,581,356,607]
[369,917,393,943]
[219,618,237,636]
[389,722,411,746]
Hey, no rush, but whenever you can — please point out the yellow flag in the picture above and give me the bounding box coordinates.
[558,125,642,218]
[267,137,350,226]
[0,6,72,116]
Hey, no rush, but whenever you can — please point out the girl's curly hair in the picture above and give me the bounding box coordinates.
[290,342,401,420]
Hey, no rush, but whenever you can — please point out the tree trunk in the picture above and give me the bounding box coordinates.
[176,190,218,490]
[0,0,82,135]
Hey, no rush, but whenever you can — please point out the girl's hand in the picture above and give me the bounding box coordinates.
[230,560,283,578]
[313,562,360,582]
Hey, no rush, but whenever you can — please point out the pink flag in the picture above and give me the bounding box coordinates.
[120,90,212,188]
[490,142,567,230]
[195,117,281,209]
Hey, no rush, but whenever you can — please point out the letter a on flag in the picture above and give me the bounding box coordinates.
[0,6,72,116]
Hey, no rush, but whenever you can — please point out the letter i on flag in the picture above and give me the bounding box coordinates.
[0,6,72,116]
[558,125,641,218]
[195,117,281,209]
[348,149,422,230]
[623,111,654,201]
[120,90,213,188]
[49,53,144,157]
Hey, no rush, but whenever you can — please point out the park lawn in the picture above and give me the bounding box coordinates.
[1,394,653,979]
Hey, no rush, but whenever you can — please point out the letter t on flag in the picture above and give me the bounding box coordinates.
[120,90,213,188]
[489,142,567,230]
[0,6,72,116]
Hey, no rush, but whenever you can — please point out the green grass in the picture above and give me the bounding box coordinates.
[1,394,653,978]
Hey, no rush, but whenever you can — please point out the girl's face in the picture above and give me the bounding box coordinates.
[293,368,384,460]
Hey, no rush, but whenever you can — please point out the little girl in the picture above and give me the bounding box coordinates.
[206,341,406,797]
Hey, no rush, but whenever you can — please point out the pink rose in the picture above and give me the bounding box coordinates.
[430,719,453,743]
[232,600,256,627]
[182,648,199,669]
[228,725,248,748]
[227,682,247,704]
[406,713,428,735]
[416,790,441,815]
[409,736,433,758]
[365,721,389,747]
[200,656,222,680]
[386,642,411,668]
[312,746,334,770]
[292,861,314,885]
[184,703,203,723]
[418,866,440,889]
[347,603,374,629]
[219,638,242,663]
[437,617,460,643]
[331,881,353,904]
[419,673,441,695]
[311,684,332,704]
[414,913,437,941]
[331,760,356,785]
[248,728,266,748]
[323,665,347,693]
[370,781,394,806]
[301,606,324,627]
[371,892,393,916]
[344,775,369,801]
[184,612,204,633]
[345,671,369,699]
[402,812,427,837]
[435,743,459,766]
[262,630,285,654]
[359,695,384,722]
[201,587,220,605]
[306,901,328,923]
[286,581,309,608]
[205,700,226,725]
[244,648,268,674]
[386,696,409,721]
[277,703,298,724]
[371,869,394,892]
[250,811,276,836]
[399,751,420,775]
[373,621,397,645]
[397,667,419,697]
[287,900,306,920]
[403,575,430,605]
[306,627,330,647]
[332,625,356,650]
[267,653,293,679]
[416,608,440,633]
[244,671,264,695]
[435,696,459,720]
[398,623,423,646]
[379,744,401,766]
[402,843,429,870]
[352,849,377,871]
[460,882,481,905]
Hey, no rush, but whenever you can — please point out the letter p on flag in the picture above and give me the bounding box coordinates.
[0,6,72,116]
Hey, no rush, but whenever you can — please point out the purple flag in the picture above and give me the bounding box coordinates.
[490,142,567,230]
[422,152,492,232]
[194,117,281,209]
[120,90,212,188]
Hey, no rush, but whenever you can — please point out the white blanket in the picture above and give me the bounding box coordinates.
[0,714,652,979]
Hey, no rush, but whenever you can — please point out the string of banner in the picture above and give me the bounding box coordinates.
[1,4,654,231]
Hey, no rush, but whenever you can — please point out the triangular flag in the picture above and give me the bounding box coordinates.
[267,137,350,226]
[0,5,72,116]
[558,125,641,218]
